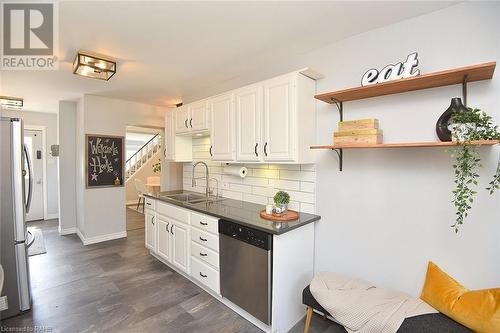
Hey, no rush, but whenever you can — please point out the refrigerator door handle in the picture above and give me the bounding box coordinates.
[24,144,33,213]
[26,230,35,248]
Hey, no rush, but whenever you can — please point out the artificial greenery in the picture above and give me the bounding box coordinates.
[273,190,290,205]
[152,159,161,173]
[449,107,500,233]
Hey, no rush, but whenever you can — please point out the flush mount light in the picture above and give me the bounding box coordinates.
[73,51,116,80]
[0,96,23,110]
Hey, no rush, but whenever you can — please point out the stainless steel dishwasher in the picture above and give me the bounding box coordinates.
[219,219,273,325]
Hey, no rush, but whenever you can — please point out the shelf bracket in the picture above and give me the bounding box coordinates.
[331,148,343,171]
[462,74,468,107]
[330,98,343,122]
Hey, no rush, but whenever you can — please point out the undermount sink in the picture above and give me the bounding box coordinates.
[160,193,223,204]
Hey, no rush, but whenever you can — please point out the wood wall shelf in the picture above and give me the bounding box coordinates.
[311,140,499,150]
[315,62,496,103]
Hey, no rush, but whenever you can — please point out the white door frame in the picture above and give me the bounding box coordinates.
[24,125,49,220]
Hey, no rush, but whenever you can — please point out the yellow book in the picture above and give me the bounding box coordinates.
[338,118,379,131]
[334,129,383,137]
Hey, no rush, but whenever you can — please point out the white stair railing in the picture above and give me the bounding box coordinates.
[125,134,161,180]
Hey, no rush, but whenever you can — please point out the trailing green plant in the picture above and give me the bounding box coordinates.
[152,159,161,173]
[273,191,290,205]
[449,107,500,233]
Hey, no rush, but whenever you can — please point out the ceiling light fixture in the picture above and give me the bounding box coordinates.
[0,96,23,110]
[73,51,116,80]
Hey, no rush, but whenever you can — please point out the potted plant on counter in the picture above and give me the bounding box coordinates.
[273,191,290,214]
[449,107,500,233]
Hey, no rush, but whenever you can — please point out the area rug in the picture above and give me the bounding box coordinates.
[27,229,46,256]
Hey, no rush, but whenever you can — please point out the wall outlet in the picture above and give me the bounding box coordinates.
[0,296,8,311]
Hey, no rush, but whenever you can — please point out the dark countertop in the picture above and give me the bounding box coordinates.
[144,191,321,235]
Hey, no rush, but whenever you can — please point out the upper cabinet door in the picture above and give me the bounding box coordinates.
[189,101,209,132]
[210,93,234,161]
[175,106,190,134]
[235,85,262,162]
[263,75,296,161]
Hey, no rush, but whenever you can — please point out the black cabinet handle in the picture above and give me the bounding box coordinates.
[166,222,169,231]
[184,119,188,128]
[151,216,155,225]
[170,225,174,234]
[200,252,207,257]
[189,118,193,128]
[146,202,151,206]
[264,142,268,157]
[255,143,258,157]
[199,272,207,278]
[209,145,213,157]
[200,221,208,226]
[199,237,207,242]
[164,148,166,158]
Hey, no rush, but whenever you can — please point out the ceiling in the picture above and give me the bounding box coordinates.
[1,1,456,113]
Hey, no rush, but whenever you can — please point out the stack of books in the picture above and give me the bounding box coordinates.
[334,118,383,145]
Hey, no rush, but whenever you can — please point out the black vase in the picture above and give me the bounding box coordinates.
[436,97,468,141]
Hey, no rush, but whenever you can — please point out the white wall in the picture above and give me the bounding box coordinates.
[76,95,165,241]
[58,101,77,233]
[183,137,317,213]
[1,109,59,218]
[192,2,500,295]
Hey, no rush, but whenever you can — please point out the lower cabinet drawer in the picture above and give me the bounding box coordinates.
[191,256,220,294]
[191,227,219,252]
[144,197,156,210]
[191,241,219,269]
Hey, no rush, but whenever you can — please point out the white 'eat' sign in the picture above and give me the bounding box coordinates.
[361,52,420,86]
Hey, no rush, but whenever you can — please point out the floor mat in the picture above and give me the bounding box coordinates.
[27,229,46,256]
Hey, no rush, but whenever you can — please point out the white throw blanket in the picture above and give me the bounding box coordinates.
[310,272,437,333]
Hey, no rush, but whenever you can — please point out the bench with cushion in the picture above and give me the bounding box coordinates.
[302,285,473,333]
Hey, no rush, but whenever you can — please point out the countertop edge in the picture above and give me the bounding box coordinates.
[143,193,320,235]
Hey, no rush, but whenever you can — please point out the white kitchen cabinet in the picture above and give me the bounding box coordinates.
[175,105,190,134]
[263,74,296,162]
[189,101,209,132]
[165,109,192,162]
[171,220,189,272]
[145,210,156,252]
[156,215,171,262]
[235,85,262,162]
[209,93,234,161]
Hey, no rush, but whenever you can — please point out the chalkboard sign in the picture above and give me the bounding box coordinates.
[86,134,124,188]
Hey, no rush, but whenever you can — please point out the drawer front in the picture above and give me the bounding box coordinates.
[191,256,220,294]
[157,201,190,224]
[191,227,219,252]
[144,197,156,210]
[191,212,218,235]
[191,241,219,269]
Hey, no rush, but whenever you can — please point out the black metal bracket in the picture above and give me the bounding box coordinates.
[462,74,468,107]
[331,148,343,171]
[330,98,344,171]
[330,98,343,122]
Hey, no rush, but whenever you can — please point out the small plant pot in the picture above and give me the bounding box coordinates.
[274,204,288,214]
[452,123,476,142]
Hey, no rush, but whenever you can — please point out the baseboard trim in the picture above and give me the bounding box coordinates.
[78,230,127,246]
[59,227,77,235]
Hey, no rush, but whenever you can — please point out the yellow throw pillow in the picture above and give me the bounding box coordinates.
[420,261,500,333]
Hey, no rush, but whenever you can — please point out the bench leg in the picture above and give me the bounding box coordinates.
[304,307,314,333]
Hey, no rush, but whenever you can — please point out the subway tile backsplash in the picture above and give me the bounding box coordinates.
[183,137,316,213]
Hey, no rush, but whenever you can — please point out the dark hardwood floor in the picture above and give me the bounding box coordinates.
[1,219,333,333]
[126,206,145,231]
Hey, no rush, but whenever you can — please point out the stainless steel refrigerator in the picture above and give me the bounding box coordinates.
[1,117,33,320]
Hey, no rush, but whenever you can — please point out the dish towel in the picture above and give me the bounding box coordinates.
[310,272,437,333]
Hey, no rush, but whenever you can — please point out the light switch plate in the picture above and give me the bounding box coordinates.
[0,295,8,311]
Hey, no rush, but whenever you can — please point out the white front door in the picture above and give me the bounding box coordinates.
[24,129,44,221]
